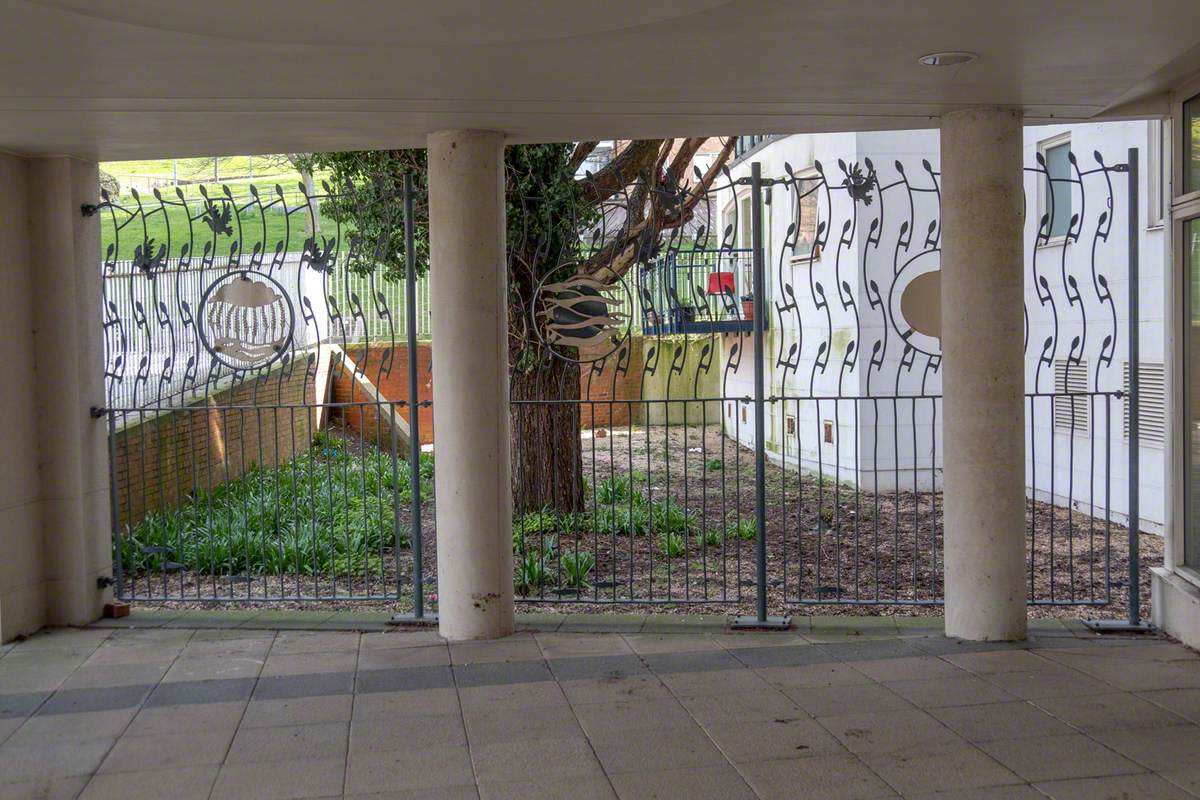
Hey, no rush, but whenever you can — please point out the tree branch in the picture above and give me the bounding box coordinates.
[579,137,737,280]
[575,139,663,206]
[567,141,599,174]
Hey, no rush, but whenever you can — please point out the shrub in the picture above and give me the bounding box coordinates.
[514,508,559,553]
[595,475,646,507]
[515,549,551,595]
[706,458,724,471]
[651,500,697,537]
[560,550,596,589]
[120,445,430,578]
[727,515,757,541]
[659,530,686,558]
[596,504,650,537]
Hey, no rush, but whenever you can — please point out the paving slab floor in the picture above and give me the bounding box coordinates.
[0,612,1198,799]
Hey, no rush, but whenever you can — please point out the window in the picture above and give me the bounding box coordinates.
[738,194,753,250]
[1186,219,1200,566]
[1148,119,1169,226]
[1185,94,1200,196]
[1123,362,1166,445]
[791,171,821,261]
[734,135,767,159]
[1039,135,1073,241]
[733,192,770,301]
[1053,359,1089,435]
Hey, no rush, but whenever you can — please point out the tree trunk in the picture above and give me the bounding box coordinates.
[510,357,584,514]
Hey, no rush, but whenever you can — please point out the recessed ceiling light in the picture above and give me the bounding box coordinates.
[918,51,978,67]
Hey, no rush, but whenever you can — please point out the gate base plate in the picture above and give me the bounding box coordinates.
[387,612,439,627]
[1082,618,1155,634]
[729,614,792,631]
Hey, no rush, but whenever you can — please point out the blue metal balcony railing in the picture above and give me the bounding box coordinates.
[639,249,765,335]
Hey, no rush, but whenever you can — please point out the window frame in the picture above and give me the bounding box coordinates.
[1172,73,1200,577]
[1037,132,1073,247]
[1179,214,1200,571]
[1148,118,1169,228]
[788,167,823,264]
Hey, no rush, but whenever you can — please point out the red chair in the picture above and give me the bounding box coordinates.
[707,271,735,298]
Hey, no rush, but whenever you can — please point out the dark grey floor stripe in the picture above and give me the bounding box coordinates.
[452,660,553,688]
[356,665,455,694]
[641,649,743,674]
[252,671,356,701]
[0,692,48,719]
[546,654,648,681]
[0,634,1054,720]
[729,644,836,669]
[145,677,256,707]
[36,683,153,716]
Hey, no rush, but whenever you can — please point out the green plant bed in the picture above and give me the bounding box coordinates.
[119,441,433,578]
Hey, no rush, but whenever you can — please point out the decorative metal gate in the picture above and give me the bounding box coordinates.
[92,176,432,614]
[513,144,1145,625]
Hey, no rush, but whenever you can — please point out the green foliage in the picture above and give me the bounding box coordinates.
[304,144,597,290]
[515,549,551,596]
[99,169,120,197]
[556,512,586,535]
[595,504,650,537]
[703,528,723,549]
[659,530,687,558]
[302,150,427,280]
[651,500,697,537]
[728,515,757,541]
[119,445,432,577]
[513,507,559,553]
[706,458,724,472]
[559,550,596,589]
[595,475,646,507]
[593,479,696,541]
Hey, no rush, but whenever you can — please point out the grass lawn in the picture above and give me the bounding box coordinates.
[100,199,343,263]
[104,156,301,183]
[100,155,343,262]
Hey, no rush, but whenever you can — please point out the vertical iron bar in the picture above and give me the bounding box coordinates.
[404,174,425,618]
[107,410,124,599]
[751,163,768,623]
[1126,147,1141,627]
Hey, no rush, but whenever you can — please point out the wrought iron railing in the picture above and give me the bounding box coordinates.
[91,142,1149,625]
[101,254,433,411]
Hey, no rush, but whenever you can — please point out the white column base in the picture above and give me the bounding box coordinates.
[1152,567,1200,649]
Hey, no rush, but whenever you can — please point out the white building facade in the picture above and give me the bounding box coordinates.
[715,121,1168,530]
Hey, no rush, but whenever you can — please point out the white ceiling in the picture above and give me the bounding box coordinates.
[2,0,1199,160]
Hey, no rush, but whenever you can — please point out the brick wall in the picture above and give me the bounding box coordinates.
[112,356,315,527]
[332,342,434,445]
[579,337,646,429]
[330,338,651,441]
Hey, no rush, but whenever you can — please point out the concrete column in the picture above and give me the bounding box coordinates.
[941,108,1027,641]
[0,153,43,642]
[427,130,513,640]
[29,157,111,631]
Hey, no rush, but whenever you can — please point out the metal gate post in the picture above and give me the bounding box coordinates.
[1086,147,1152,633]
[733,161,790,629]
[391,173,435,624]
[107,409,124,599]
